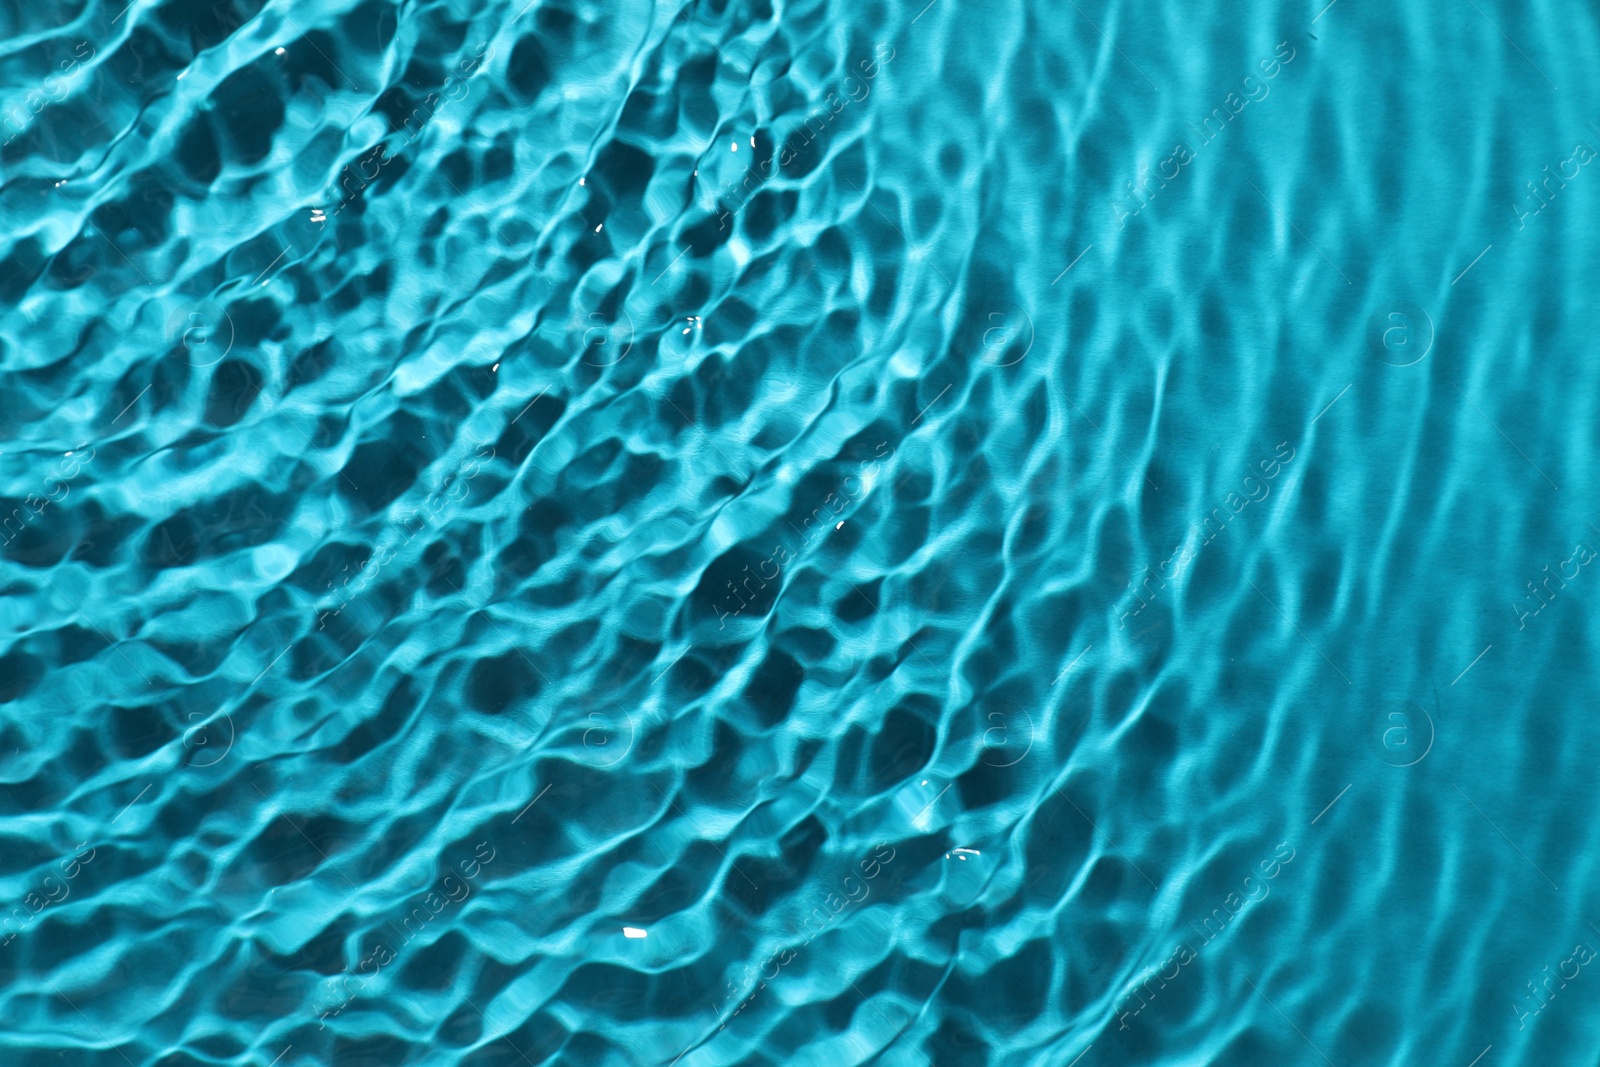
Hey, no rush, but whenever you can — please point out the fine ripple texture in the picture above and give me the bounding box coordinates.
[0,0,1596,1065]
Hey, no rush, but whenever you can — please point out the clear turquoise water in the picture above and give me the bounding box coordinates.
[1,0,1597,1064]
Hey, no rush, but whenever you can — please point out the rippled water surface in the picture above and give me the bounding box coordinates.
[3,0,1600,1063]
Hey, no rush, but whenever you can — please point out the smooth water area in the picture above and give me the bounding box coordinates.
[1,0,1598,1063]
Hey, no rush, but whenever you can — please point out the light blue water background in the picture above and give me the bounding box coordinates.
[1,0,1597,1063]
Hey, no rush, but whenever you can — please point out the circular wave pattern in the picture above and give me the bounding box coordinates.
[2,0,1599,1065]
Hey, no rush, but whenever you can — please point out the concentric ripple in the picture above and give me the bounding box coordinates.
[2,0,1599,1065]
